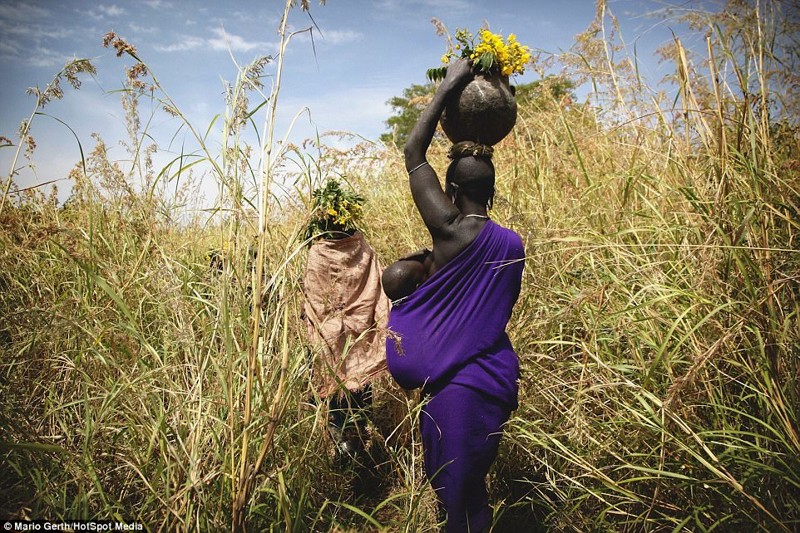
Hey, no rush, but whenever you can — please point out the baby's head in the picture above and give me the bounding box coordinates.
[382,259,428,302]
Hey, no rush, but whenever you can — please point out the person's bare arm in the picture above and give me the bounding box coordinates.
[403,59,473,235]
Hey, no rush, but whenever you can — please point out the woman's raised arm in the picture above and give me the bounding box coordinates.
[403,59,473,234]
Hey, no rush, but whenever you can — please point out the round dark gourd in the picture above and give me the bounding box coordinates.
[440,74,517,146]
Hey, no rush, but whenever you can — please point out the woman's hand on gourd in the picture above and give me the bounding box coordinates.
[443,58,473,88]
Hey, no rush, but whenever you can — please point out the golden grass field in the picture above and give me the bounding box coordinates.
[1,1,798,531]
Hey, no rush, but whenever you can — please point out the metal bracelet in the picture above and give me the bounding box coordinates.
[407,161,430,175]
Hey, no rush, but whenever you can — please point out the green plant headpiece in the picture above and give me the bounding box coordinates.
[304,178,365,242]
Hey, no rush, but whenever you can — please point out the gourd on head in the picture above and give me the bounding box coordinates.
[440,74,518,146]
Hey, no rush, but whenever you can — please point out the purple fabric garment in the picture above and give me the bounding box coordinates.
[421,383,510,532]
[386,220,525,409]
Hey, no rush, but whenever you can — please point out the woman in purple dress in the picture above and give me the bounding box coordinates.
[385,59,525,532]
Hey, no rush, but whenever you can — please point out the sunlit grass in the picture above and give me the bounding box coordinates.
[1,1,798,531]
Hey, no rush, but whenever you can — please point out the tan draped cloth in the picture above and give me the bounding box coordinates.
[302,232,389,398]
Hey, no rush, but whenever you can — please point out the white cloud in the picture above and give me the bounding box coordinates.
[154,28,274,54]
[0,20,75,67]
[129,22,157,35]
[0,1,72,60]
[208,28,272,53]
[320,29,363,45]
[290,27,362,46]
[416,0,473,10]
[372,0,473,15]
[0,20,73,41]
[230,10,253,22]
[103,5,126,17]
[154,35,206,52]
[0,2,50,22]
[26,46,72,69]
[86,4,127,20]
[0,39,22,61]
[144,0,171,8]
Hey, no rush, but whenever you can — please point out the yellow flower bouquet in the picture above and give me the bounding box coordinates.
[427,28,532,82]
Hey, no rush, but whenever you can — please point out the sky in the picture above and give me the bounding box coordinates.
[0,0,703,205]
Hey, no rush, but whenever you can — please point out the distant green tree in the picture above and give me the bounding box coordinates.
[379,82,435,149]
[514,75,576,109]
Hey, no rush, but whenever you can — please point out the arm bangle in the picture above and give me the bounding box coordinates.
[407,161,429,175]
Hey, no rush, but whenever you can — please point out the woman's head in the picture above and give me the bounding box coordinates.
[445,142,495,208]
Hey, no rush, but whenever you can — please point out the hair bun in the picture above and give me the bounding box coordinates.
[447,141,494,160]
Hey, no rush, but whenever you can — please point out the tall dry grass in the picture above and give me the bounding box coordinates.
[1,0,798,531]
